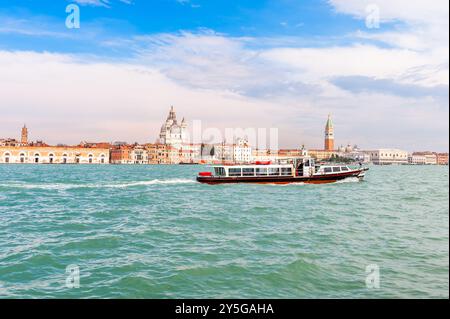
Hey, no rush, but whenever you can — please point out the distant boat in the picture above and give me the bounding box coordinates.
[196,157,368,185]
[179,162,199,165]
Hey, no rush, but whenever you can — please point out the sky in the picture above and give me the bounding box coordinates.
[0,0,448,151]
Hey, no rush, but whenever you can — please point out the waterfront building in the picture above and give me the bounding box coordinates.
[213,142,234,164]
[0,146,109,164]
[158,106,188,148]
[110,145,132,164]
[167,145,181,164]
[252,149,279,162]
[409,152,437,165]
[130,145,149,164]
[367,149,409,165]
[324,114,334,151]
[409,153,427,165]
[308,149,338,161]
[436,153,449,165]
[177,143,202,164]
[0,138,21,147]
[110,145,151,164]
[277,148,308,159]
[339,150,370,163]
[146,143,170,164]
[233,138,252,163]
[424,153,437,165]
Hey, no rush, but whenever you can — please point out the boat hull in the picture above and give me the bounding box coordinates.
[197,168,368,185]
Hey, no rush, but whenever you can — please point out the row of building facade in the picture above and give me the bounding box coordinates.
[1,142,447,166]
[0,111,448,165]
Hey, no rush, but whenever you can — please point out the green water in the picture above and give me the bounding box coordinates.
[0,164,448,298]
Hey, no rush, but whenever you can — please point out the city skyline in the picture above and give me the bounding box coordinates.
[0,0,448,151]
[1,111,446,155]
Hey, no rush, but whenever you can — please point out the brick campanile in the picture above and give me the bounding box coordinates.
[21,124,28,145]
[324,114,334,151]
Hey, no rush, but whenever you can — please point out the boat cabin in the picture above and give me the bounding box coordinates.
[212,164,295,178]
[210,157,321,178]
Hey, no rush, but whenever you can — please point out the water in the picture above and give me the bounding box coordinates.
[0,164,448,298]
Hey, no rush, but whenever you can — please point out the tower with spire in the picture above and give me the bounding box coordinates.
[324,114,334,151]
[21,124,28,145]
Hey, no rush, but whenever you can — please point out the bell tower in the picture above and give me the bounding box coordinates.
[324,114,334,151]
[21,124,28,145]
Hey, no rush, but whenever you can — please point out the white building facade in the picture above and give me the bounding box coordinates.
[233,138,252,163]
[0,147,109,164]
[367,149,409,165]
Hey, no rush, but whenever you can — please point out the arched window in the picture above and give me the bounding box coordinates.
[4,152,11,163]
[88,154,93,164]
[49,153,55,164]
[62,154,68,164]
[34,153,40,163]
[100,154,106,164]
[20,153,25,163]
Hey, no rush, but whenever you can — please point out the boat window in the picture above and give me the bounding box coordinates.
[268,167,280,176]
[214,167,226,176]
[228,168,242,177]
[281,167,292,176]
[324,167,332,173]
[333,167,341,172]
[242,168,255,176]
[341,167,349,171]
[256,168,268,176]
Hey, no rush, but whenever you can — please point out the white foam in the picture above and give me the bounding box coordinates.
[334,177,360,184]
[104,179,195,188]
[0,179,196,190]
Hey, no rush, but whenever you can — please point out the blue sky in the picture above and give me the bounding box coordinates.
[0,0,448,151]
[0,0,379,53]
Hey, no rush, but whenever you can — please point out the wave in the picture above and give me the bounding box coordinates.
[104,179,196,188]
[334,177,360,184]
[0,179,196,190]
[267,182,306,187]
[256,177,361,187]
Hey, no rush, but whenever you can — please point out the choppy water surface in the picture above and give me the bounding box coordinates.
[0,164,448,298]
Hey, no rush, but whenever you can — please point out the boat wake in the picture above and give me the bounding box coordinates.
[0,179,196,190]
[106,179,196,188]
[334,177,360,184]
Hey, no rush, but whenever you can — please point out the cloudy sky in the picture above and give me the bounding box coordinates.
[0,0,448,151]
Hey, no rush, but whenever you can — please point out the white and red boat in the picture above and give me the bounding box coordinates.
[197,157,368,185]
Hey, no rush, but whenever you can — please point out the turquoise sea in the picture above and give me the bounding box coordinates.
[0,164,448,298]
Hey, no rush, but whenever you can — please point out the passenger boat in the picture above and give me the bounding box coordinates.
[196,157,368,185]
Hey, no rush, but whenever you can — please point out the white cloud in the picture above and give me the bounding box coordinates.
[0,1,448,151]
[0,51,293,146]
[329,0,449,25]
[72,0,110,7]
[0,38,447,151]
[72,0,133,7]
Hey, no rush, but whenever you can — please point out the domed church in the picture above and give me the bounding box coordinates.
[159,106,188,147]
